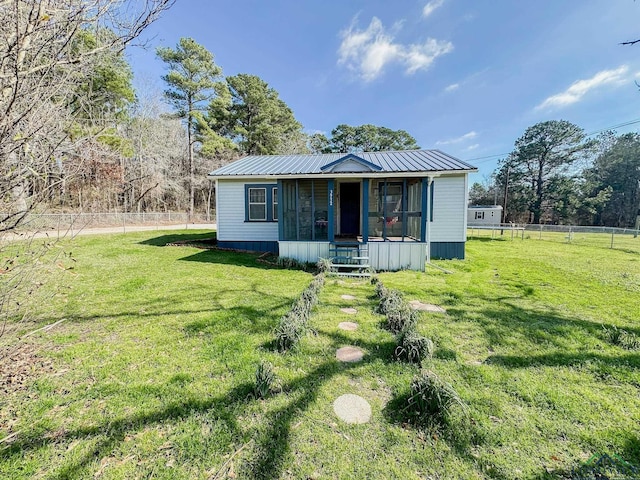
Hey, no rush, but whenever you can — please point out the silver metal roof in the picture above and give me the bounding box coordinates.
[209,149,477,177]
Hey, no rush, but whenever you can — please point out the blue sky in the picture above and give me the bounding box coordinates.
[128,0,640,184]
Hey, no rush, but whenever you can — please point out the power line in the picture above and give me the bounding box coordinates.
[465,117,640,164]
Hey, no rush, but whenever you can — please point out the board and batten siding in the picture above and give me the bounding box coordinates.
[369,242,426,271]
[216,179,278,242]
[430,175,467,242]
[278,242,331,262]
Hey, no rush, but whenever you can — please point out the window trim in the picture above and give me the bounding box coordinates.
[245,184,277,222]
[272,186,278,221]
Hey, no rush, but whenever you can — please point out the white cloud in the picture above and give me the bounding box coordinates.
[338,16,453,82]
[444,82,459,93]
[535,65,629,111]
[423,0,444,18]
[436,131,478,145]
[465,143,479,151]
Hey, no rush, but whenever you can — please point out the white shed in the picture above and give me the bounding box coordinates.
[468,205,503,226]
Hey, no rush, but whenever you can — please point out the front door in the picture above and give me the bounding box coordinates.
[339,182,360,236]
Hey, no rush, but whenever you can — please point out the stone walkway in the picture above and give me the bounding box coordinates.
[331,288,447,425]
[333,291,371,423]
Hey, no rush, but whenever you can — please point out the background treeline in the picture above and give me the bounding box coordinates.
[469,120,640,228]
[3,13,638,227]
[2,26,422,220]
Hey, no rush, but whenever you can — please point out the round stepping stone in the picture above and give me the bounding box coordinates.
[333,394,371,424]
[336,346,364,362]
[340,307,358,315]
[408,300,446,313]
[338,321,358,331]
[341,294,356,300]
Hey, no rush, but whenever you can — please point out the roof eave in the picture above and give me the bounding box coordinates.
[208,168,477,181]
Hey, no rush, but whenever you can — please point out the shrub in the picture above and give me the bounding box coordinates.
[395,330,434,365]
[254,360,276,399]
[406,371,467,426]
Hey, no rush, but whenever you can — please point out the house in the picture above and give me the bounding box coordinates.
[468,205,503,226]
[208,150,477,272]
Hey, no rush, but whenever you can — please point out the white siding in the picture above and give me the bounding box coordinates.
[217,179,278,242]
[278,242,331,262]
[430,175,466,242]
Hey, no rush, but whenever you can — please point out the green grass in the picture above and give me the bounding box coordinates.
[1,231,639,479]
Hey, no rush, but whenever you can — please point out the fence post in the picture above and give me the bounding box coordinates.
[123,214,126,233]
[539,224,542,240]
[611,229,614,249]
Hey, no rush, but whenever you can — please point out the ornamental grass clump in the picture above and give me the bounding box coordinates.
[254,360,276,399]
[602,325,640,350]
[394,330,434,365]
[385,304,418,334]
[274,312,306,351]
[406,370,467,426]
[374,281,389,300]
[378,288,404,315]
[274,274,325,351]
[316,257,332,274]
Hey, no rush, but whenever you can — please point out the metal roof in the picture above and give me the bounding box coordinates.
[209,149,477,177]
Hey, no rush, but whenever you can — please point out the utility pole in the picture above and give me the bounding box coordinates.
[501,166,510,235]
[634,179,640,238]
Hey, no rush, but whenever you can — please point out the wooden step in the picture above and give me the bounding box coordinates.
[329,263,370,269]
[332,272,372,277]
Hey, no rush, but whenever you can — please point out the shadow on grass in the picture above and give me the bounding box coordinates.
[1,301,412,480]
[446,299,640,352]
[485,351,640,369]
[138,231,217,247]
[529,432,640,479]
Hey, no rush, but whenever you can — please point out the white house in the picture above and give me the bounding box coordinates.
[208,150,477,271]
[467,205,503,226]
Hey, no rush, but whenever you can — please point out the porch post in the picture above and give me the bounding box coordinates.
[277,180,284,241]
[421,178,428,243]
[362,178,369,243]
[328,179,335,242]
[401,179,407,241]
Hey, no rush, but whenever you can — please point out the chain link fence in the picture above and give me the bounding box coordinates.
[4,212,216,236]
[468,224,640,254]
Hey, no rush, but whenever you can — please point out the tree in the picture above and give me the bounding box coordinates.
[1,0,173,227]
[585,133,640,227]
[310,124,420,153]
[468,180,499,206]
[504,120,595,224]
[207,73,303,155]
[157,37,225,218]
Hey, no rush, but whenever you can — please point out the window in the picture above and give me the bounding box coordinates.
[245,184,277,222]
[475,211,485,220]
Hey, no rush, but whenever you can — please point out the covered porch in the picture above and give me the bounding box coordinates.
[277,176,434,271]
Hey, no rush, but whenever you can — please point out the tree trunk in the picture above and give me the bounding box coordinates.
[187,96,194,221]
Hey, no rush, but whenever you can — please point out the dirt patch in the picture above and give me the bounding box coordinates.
[0,343,56,396]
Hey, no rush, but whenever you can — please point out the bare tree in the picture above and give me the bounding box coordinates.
[0,0,173,340]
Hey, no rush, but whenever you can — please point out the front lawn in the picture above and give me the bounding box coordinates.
[1,231,638,479]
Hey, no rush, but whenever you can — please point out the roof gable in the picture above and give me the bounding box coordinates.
[320,154,383,173]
